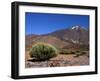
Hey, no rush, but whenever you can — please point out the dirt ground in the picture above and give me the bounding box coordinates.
[25,51,89,68]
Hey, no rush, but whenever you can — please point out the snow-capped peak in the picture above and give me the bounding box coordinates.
[71,25,87,31]
[71,26,80,30]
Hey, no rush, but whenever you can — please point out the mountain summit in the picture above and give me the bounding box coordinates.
[71,25,87,31]
[71,25,80,30]
[45,25,89,45]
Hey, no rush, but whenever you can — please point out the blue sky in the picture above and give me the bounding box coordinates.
[25,12,89,35]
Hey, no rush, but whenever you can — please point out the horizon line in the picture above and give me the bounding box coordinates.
[25,25,89,35]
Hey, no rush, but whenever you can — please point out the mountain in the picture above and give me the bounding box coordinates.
[25,25,89,51]
[45,25,89,45]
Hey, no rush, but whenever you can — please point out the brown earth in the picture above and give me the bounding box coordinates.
[25,51,89,68]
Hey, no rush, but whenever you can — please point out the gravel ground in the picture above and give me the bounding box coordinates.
[25,51,89,68]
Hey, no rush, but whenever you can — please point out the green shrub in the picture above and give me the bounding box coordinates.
[74,51,86,57]
[74,53,81,57]
[59,49,69,54]
[29,43,58,60]
[70,51,76,54]
[60,49,76,55]
[76,50,80,53]
[81,51,86,54]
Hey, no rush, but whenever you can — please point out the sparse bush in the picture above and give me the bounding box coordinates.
[76,50,80,53]
[74,53,81,57]
[59,49,70,54]
[70,51,76,54]
[81,51,86,54]
[74,51,86,57]
[29,43,58,60]
[60,49,76,55]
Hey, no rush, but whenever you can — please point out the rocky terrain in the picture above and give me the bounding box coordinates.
[25,51,89,68]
